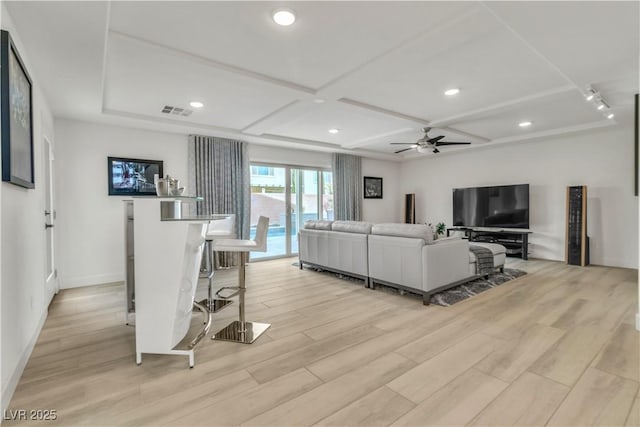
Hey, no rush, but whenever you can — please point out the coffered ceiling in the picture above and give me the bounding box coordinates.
[5,1,639,160]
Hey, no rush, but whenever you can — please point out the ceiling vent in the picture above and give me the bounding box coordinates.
[161,105,193,116]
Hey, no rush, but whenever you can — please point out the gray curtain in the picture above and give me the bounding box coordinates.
[332,153,363,221]
[188,135,251,267]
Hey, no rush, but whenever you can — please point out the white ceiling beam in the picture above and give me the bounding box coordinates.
[481,2,580,89]
[488,120,616,146]
[315,6,485,97]
[428,84,576,127]
[338,97,490,147]
[102,107,400,161]
[108,30,318,96]
[241,100,306,135]
[342,127,417,149]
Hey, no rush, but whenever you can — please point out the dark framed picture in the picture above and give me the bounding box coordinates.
[364,176,383,199]
[1,30,34,189]
[108,157,163,196]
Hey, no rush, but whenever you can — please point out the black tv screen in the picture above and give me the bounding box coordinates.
[453,184,529,229]
[108,156,163,196]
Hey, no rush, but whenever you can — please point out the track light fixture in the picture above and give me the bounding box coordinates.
[584,85,597,102]
[584,85,614,120]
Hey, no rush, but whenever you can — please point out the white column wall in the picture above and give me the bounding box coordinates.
[54,119,188,288]
[1,6,56,411]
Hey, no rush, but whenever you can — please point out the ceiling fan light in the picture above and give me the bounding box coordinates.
[273,9,296,26]
[417,146,428,153]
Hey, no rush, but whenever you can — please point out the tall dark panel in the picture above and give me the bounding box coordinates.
[566,186,588,266]
[404,194,415,224]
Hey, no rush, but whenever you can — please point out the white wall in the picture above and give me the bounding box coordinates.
[1,6,55,410]
[362,159,402,223]
[399,125,638,269]
[54,119,188,288]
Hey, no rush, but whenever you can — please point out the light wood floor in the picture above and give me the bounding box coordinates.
[5,257,639,426]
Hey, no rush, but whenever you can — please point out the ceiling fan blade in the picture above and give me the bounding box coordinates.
[435,141,471,146]
[394,147,415,154]
[427,135,445,143]
[390,143,417,145]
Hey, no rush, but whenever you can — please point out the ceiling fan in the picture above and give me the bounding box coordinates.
[391,127,471,154]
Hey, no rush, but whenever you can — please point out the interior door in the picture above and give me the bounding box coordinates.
[44,136,58,302]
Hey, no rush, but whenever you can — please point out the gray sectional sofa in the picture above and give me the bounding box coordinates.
[298,220,507,305]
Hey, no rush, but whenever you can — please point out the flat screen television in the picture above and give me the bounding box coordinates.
[108,156,163,196]
[453,184,529,229]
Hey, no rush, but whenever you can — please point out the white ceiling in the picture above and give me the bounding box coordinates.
[4,1,639,161]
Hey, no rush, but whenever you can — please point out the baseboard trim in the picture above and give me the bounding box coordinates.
[1,308,47,412]
[60,273,123,289]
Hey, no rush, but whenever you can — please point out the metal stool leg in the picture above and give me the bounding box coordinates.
[196,240,233,314]
[213,252,270,344]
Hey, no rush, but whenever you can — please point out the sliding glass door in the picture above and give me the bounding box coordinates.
[250,164,332,260]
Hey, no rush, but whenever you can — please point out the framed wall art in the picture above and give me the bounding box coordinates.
[1,30,34,189]
[364,176,383,199]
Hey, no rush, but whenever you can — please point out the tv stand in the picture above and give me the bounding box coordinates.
[447,227,531,260]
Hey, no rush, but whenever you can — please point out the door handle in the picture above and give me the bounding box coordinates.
[45,224,54,229]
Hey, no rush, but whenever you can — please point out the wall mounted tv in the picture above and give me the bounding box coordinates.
[453,184,530,229]
[108,156,163,196]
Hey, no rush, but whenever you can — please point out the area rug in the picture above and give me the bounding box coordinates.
[293,262,526,307]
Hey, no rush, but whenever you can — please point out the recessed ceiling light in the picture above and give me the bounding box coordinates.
[314,98,325,104]
[607,113,615,119]
[189,101,204,109]
[273,9,296,26]
[444,88,460,96]
[328,128,340,134]
[518,121,532,128]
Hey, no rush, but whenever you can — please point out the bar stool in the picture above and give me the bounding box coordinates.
[198,214,236,313]
[212,216,270,344]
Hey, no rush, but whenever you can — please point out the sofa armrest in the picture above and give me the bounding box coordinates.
[422,239,471,292]
[368,234,423,291]
[299,229,329,267]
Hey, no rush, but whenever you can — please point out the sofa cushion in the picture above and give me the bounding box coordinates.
[304,220,333,230]
[331,220,373,234]
[371,223,434,243]
[433,236,461,244]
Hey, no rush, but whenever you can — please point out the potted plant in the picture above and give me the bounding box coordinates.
[435,222,446,237]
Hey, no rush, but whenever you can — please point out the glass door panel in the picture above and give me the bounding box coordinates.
[250,164,331,260]
[322,171,334,220]
[250,165,287,259]
[290,169,320,254]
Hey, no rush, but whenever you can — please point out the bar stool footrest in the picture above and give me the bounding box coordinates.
[215,287,240,299]
[212,321,270,344]
[194,298,233,313]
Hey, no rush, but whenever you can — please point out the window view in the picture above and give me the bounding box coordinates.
[250,164,332,259]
